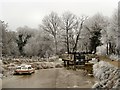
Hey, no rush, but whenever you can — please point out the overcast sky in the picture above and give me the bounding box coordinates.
[0,0,119,31]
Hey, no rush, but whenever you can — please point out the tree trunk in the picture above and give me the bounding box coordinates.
[73,22,83,52]
[54,37,58,55]
[109,42,112,54]
[72,34,79,52]
[66,29,69,53]
[106,43,109,55]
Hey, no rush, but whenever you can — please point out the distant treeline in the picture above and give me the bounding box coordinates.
[0,10,119,58]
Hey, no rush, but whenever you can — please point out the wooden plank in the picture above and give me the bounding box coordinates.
[73,53,76,70]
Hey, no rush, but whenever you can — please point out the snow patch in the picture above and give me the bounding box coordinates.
[109,54,120,61]
[92,61,120,89]
[96,45,107,55]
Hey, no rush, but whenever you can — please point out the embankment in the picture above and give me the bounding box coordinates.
[92,61,120,89]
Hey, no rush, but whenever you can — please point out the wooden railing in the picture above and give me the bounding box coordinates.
[61,52,96,74]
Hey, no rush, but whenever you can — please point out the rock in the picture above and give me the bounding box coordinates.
[32,62,41,70]
[92,82,102,88]
[3,61,8,64]
[55,63,63,68]
[47,62,55,68]
[41,62,48,69]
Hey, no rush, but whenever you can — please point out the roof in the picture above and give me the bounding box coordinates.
[17,64,32,67]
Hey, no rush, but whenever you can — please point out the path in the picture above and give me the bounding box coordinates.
[2,68,96,88]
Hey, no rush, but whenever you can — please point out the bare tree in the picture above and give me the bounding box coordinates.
[72,16,88,52]
[61,12,87,53]
[40,12,61,54]
[60,12,78,53]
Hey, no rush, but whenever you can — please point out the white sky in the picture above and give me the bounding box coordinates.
[0,0,119,31]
